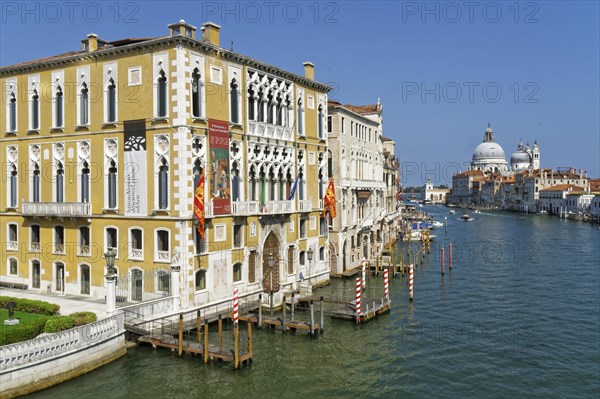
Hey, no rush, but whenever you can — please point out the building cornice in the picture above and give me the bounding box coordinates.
[327,105,379,126]
[1,36,332,92]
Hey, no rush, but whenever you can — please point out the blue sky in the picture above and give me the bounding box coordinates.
[1,1,598,186]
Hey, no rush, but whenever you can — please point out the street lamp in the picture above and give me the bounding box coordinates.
[307,247,313,286]
[268,252,275,316]
[104,248,117,275]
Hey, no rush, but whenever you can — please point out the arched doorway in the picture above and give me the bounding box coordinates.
[329,242,337,274]
[131,269,143,301]
[262,232,280,293]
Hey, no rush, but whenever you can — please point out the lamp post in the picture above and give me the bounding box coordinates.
[307,247,313,290]
[268,252,274,316]
[104,248,117,313]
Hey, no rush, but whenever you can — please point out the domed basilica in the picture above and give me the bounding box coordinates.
[469,124,540,175]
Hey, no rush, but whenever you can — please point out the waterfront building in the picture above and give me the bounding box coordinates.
[326,99,390,274]
[0,20,331,308]
[510,140,540,172]
[424,178,450,204]
[451,170,485,206]
[539,184,585,215]
[382,137,401,247]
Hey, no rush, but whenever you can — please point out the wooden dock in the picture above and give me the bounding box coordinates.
[331,298,391,323]
[138,335,252,366]
[238,314,320,334]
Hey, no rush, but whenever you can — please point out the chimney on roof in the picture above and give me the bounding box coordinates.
[82,33,98,52]
[201,22,221,46]
[168,19,197,39]
[303,62,315,80]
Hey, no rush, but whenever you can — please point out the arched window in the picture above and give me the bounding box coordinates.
[80,83,89,125]
[269,166,276,201]
[275,93,282,125]
[80,264,90,295]
[31,90,40,130]
[129,228,143,260]
[319,246,325,261]
[193,160,203,189]
[257,88,265,122]
[156,229,170,261]
[317,104,323,139]
[328,151,333,179]
[8,93,16,132]
[299,251,305,266]
[81,161,90,203]
[318,168,324,199]
[157,269,170,293]
[249,166,257,201]
[108,160,117,209]
[195,270,206,290]
[278,169,284,200]
[158,158,169,209]
[191,68,202,118]
[32,163,40,202]
[298,169,304,200]
[157,70,167,117]
[231,162,240,201]
[9,258,18,275]
[248,87,255,121]
[9,165,17,208]
[230,79,239,124]
[233,262,242,282]
[56,162,64,203]
[55,85,63,127]
[107,79,116,122]
[297,98,304,135]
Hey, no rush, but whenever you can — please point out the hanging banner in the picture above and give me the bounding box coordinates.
[123,120,147,216]
[209,119,231,215]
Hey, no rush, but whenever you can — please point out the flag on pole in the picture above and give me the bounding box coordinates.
[288,174,299,200]
[194,170,205,238]
[322,178,336,219]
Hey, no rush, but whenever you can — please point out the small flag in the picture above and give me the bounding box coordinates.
[322,178,336,219]
[194,170,205,238]
[288,174,299,200]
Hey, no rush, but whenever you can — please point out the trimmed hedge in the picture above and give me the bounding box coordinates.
[43,316,75,333]
[0,318,48,346]
[70,311,97,326]
[0,296,60,316]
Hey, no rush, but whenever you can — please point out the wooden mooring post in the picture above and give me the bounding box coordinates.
[203,321,209,363]
[218,314,223,351]
[178,313,183,356]
[196,310,201,343]
[309,301,315,337]
[233,325,239,369]
[291,292,295,320]
[320,296,324,334]
[258,293,263,329]
[247,320,253,356]
[282,296,287,333]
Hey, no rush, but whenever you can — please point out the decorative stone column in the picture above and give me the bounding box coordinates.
[105,271,117,314]
[171,248,181,311]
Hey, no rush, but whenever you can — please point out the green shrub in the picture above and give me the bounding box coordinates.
[0,296,60,316]
[43,316,75,333]
[0,318,48,345]
[70,311,97,326]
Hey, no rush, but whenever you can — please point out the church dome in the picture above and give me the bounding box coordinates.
[472,142,506,161]
[510,141,531,171]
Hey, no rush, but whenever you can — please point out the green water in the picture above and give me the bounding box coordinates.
[30,209,600,398]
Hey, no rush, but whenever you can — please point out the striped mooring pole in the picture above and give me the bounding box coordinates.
[233,288,239,325]
[409,264,414,301]
[383,268,389,303]
[361,258,367,289]
[356,277,362,324]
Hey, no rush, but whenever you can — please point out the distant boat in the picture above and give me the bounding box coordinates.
[473,209,481,214]
[431,221,444,228]
[449,209,456,214]
[461,214,473,221]
[539,210,548,214]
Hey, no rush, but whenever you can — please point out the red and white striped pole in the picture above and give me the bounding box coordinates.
[449,242,453,269]
[361,258,367,289]
[383,268,389,303]
[355,277,362,323]
[409,264,414,301]
[233,288,239,325]
[441,246,445,275]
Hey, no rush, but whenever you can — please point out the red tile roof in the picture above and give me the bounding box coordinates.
[343,104,379,114]
[540,184,585,192]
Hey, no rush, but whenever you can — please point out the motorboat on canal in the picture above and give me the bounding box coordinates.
[461,213,474,221]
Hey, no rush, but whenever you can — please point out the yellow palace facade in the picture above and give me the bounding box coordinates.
[0,20,331,309]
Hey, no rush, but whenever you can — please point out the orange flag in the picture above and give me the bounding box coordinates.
[322,178,336,219]
[194,170,205,238]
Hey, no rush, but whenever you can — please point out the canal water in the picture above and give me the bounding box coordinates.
[31,207,599,398]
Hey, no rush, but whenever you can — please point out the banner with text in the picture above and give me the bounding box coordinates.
[124,120,147,216]
[209,119,231,215]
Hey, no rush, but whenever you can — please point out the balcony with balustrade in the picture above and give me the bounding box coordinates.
[128,248,143,261]
[156,250,171,263]
[78,245,91,257]
[22,202,91,218]
[30,242,40,252]
[53,243,65,255]
[263,200,294,214]
[248,121,294,141]
[6,241,18,252]
[232,201,260,216]
[298,200,312,212]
